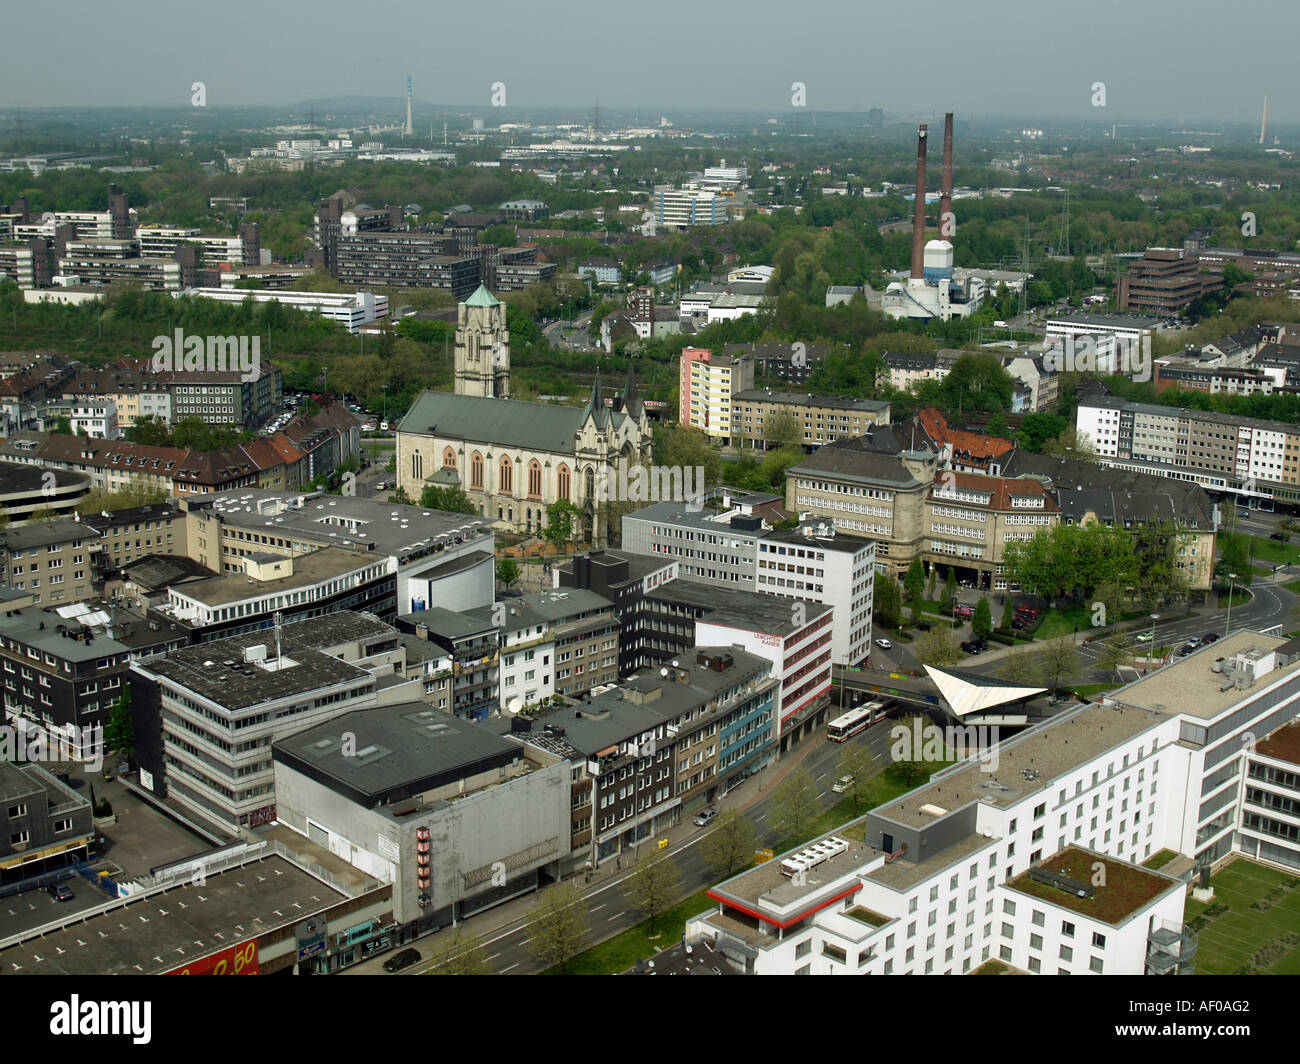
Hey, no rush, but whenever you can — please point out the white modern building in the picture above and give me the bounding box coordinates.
[69,401,120,439]
[654,186,728,230]
[175,288,389,333]
[622,503,875,668]
[686,629,1300,974]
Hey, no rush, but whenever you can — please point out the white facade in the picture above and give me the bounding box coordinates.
[499,621,555,710]
[688,630,1300,975]
[176,288,388,333]
[69,401,119,439]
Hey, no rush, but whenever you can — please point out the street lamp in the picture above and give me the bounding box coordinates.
[1224,573,1239,639]
[1148,613,1158,669]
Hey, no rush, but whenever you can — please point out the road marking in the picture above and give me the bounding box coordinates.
[499,963,520,973]
[817,791,827,800]
[755,814,767,823]
[487,952,502,960]
[590,903,606,912]
[607,912,624,922]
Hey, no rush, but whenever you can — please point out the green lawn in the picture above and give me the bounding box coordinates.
[1063,683,1123,699]
[1209,588,1252,609]
[1183,859,1300,974]
[1244,535,1300,567]
[542,889,715,975]
[1035,605,1091,640]
[1143,849,1178,870]
[1285,580,1300,595]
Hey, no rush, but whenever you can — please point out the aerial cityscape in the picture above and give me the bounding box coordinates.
[2,1,1299,1023]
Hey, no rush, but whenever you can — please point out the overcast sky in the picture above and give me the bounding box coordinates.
[3,0,1290,126]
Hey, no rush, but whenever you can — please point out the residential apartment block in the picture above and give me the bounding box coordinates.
[1077,395,1300,505]
[731,391,891,450]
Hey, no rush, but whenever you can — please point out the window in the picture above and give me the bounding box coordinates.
[1092,932,1106,948]
[498,456,513,494]
[1060,945,1073,962]
[528,460,542,497]
[7,804,27,818]
[471,451,484,490]
[557,463,571,501]
[1089,956,1104,974]
[1030,933,1042,951]
[442,447,456,469]
[795,939,811,959]
[1062,921,1075,938]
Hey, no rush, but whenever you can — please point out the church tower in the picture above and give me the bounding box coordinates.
[453,284,510,398]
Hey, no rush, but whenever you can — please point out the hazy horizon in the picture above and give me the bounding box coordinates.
[2,0,1291,128]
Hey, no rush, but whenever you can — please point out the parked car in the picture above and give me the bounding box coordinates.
[1270,531,1289,541]
[48,883,74,902]
[875,638,893,650]
[383,948,421,973]
[1134,631,1154,643]
[963,640,986,655]
[1010,617,1032,631]
[694,808,718,827]
[915,621,932,632]
[1183,637,1202,650]
[953,605,974,618]
[1177,644,1197,658]
[1202,632,1220,644]
[832,775,855,794]
[1238,508,1250,518]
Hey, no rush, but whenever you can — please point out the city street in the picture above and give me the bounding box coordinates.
[344,721,895,976]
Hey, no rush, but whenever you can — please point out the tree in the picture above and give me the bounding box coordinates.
[700,810,759,881]
[388,486,413,505]
[27,506,58,524]
[997,647,1041,687]
[418,484,478,515]
[496,558,520,591]
[543,500,581,549]
[915,626,963,668]
[769,767,820,846]
[873,575,902,630]
[836,741,879,813]
[904,559,926,621]
[524,881,590,974]
[1042,426,1098,462]
[104,686,134,765]
[1094,635,1130,682]
[426,928,492,975]
[972,596,993,640]
[944,566,957,602]
[1040,635,1083,694]
[886,714,936,788]
[653,423,720,487]
[926,568,937,601]
[763,409,803,451]
[624,852,682,936]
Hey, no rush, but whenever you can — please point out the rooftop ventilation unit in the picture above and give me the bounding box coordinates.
[1027,866,1093,898]
[779,836,850,878]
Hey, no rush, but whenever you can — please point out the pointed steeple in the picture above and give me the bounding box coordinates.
[587,369,608,430]
[621,365,643,419]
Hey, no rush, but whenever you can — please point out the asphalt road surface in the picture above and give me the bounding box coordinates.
[396,727,892,975]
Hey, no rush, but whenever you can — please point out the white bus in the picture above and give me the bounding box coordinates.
[826,700,889,742]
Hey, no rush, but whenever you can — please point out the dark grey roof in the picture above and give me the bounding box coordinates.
[788,440,925,488]
[404,605,497,641]
[399,389,626,454]
[0,518,95,550]
[647,582,830,633]
[272,702,523,806]
[81,503,183,532]
[732,390,890,412]
[0,461,86,496]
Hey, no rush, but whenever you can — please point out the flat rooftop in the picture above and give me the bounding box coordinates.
[0,855,347,975]
[1256,719,1300,767]
[872,702,1167,830]
[273,702,527,806]
[710,831,881,916]
[136,612,390,709]
[647,581,830,634]
[200,489,490,560]
[169,545,381,607]
[1005,847,1177,925]
[1109,630,1295,722]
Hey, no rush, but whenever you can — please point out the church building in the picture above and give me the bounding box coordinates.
[396,285,653,545]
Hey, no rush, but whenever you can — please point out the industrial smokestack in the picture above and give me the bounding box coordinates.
[910,124,928,280]
[939,113,954,239]
[406,75,414,137]
[1260,94,1268,146]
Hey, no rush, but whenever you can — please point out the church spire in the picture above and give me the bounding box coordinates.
[588,370,607,430]
[621,364,643,419]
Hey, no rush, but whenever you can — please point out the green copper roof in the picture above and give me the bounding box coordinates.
[464,284,501,307]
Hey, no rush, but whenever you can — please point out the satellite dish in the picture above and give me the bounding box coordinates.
[507,697,523,715]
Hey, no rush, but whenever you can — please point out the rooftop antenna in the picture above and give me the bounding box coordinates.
[274,609,283,668]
